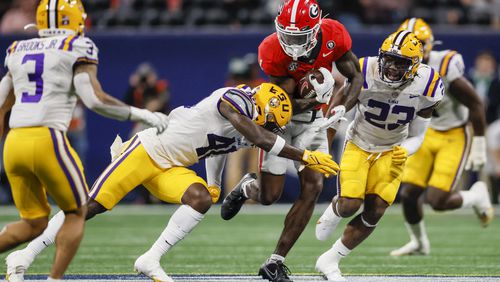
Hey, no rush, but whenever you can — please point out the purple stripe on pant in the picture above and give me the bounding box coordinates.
[49,128,81,207]
[61,132,88,198]
[90,136,140,199]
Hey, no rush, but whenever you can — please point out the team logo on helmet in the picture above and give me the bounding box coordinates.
[327,40,335,50]
[309,4,319,18]
[269,97,280,108]
[288,61,299,71]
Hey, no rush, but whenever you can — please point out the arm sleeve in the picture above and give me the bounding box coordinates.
[420,67,445,109]
[0,74,13,107]
[72,37,99,65]
[401,115,431,155]
[73,72,131,120]
[205,154,227,188]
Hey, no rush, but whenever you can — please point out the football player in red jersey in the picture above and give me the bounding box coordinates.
[221,0,363,281]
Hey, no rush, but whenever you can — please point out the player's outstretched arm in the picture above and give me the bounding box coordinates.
[0,73,15,137]
[219,102,339,176]
[73,64,168,132]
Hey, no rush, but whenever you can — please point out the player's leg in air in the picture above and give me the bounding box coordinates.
[391,127,493,256]
[222,123,327,282]
[2,128,88,282]
[314,143,403,281]
[6,136,215,282]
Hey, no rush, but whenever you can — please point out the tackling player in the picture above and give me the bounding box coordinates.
[390,18,493,257]
[0,0,168,281]
[314,31,444,281]
[220,1,363,281]
[6,83,340,282]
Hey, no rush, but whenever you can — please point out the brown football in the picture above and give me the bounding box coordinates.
[298,69,324,98]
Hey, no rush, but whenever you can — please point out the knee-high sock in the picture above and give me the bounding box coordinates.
[25,211,65,258]
[144,205,204,261]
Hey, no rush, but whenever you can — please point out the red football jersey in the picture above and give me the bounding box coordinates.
[258,19,352,82]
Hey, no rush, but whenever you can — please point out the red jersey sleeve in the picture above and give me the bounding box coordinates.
[329,20,352,62]
[258,34,289,77]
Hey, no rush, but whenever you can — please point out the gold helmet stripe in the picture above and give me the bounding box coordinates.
[394,30,411,50]
[408,18,417,32]
[48,0,59,28]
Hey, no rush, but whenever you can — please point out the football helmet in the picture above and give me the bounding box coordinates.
[275,0,322,60]
[253,83,293,133]
[378,30,423,86]
[398,18,435,61]
[36,0,86,37]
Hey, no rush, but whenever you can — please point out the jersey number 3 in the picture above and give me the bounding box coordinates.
[196,134,238,159]
[21,53,45,103]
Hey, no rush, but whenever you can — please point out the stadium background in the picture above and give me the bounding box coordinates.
[1,0,500,203]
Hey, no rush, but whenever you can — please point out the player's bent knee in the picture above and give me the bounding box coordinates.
[86,199,108,220]
[400,184,424,203]
[426,188,450,211]
[337,198,362,217]
[182,184,212,214]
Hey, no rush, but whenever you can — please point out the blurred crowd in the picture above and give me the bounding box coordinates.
[1,0,500,33]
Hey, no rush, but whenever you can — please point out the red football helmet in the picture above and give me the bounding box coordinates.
[275,0,322,59]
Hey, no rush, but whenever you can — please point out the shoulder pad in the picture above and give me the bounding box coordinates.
[418,65,444,102]
[68,36,99,65]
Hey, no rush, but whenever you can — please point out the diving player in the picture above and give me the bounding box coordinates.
[0,0,168,281]
[220,1,363,280]
[6,83,340,282]
[390,18,493,257]
[314,31,444,281]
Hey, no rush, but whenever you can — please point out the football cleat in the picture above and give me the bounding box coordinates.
[470,181,494,228]
[134,254,173,282]
[390,238,430,256]
[5,249,34,282]
[220,173,256,220]
[258,259,292,282]
[316,201,341,241]
[315,248,346,282]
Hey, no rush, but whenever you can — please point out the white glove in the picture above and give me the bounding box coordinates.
[130,107,169,133]
[466,136,487,171]
[310,67,335,104]
[318,105,347,131]
[109,135,124,162]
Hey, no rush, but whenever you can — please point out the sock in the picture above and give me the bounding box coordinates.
[406,221,428,243]
[324,202,342,224]
[269,254,285,263]
[144,205,204,261]
[26,211,65,257]
[330,238,351,263]
[459,190,478,208]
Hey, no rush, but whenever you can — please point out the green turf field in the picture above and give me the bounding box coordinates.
[1,204,499,276]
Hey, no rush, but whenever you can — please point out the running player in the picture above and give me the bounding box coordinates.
[390,18,493,257]
[6,83,340,282]
[314,31,444,281]
[0,0,168,281]
[220,1,363,280]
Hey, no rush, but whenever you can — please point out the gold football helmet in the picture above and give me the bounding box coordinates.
[253,83,293,133]
[379,31,423,86]
[36,0,86,37]
[398,18,435,60]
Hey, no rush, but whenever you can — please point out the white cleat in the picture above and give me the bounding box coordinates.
[5,249,34,282]
[390,238,430,256]
[134,254,174,282]
[315,248,346,282]
[316,203,341,241]
[470,181,494,228]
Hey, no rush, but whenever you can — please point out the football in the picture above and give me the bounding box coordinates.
[298,69,324,98]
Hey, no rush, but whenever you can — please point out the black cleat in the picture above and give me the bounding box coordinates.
[220,173,256,220]
[258,260,293,282]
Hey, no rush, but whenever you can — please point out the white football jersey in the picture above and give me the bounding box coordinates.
[348,57,444,152]
[4,35,99,131]
[138,87,254,168]
[426,50,468,130]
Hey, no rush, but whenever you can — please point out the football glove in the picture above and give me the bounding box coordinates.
[302,149,340,177]
[109,135,124,162]
[318,105,347,131]
[466,136,487,171]
[130,107,169,133]
[207,185,221,203]
[392,146,408,165]
[311,67,335,104]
